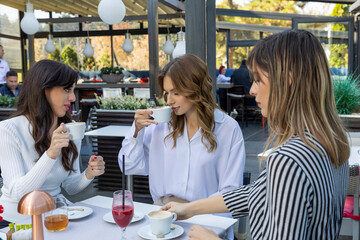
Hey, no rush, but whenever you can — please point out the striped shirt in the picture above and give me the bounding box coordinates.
[223,134,349,240]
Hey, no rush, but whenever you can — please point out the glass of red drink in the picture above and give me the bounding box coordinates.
[112,190,134,239]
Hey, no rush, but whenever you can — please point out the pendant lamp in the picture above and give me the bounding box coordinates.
[98,0,126,25]
[172,30,186,59]
[20,2,39,35]
[45,34,56,53]
[163,35,174,55]
[122,33,134,54]
[83,39,94,58]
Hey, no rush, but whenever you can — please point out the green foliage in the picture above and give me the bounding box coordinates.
[100,66,124,75]
[329,4,349,68]
[61,45,78,70]
[333,74,360,114]
[96,94,167,110]
[215,0,298,68]
[47,47,61,62]
[83,56,95,71]
[98,53,112,69]
[0,95,17,108]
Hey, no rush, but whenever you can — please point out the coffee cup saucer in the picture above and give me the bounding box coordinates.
[137,224,184,240]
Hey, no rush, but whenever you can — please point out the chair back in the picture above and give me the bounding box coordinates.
[348,164,359,196]
[229,85,245,95]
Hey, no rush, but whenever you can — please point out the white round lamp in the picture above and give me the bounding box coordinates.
[163,35,174,55]
[83,39,94,58]
[98,0,126,25]
[172,30,186,59]
[45,35,56,53]
[122,33,134,53]
[20,2,39,35]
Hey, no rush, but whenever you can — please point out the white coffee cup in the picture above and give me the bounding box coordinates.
[65,122,86,140]
[150,106,171,123]
[147,210,177,235]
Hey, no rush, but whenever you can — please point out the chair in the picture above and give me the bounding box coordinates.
[71,109,82,122]
[340,164,360,240]
[235,172,251,240]
[227,85,248,127]
[84,106,97,157]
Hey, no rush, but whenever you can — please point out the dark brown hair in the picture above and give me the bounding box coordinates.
[14,59,78,172]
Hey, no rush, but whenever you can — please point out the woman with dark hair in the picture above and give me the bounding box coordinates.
[0,59,105,223]
[118,54,245,205]
[162,30,350,240]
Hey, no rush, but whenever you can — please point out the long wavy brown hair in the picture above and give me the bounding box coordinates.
[248,29,349,167]
[158,54,219,152]
[14,60,78,172]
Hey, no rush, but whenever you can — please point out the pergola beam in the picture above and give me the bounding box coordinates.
[37,13,184,24]
[158,0,185,11]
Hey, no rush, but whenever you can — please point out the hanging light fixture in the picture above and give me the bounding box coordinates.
[84,39,94,58]
[45,34,56,53]
[163,26,174,55]
[98,0,126,25]
[20,1,39,35]
[122,32,134,54]
[172,29,186,59]
[83,23,94,58]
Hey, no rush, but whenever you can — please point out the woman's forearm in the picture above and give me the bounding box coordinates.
[189,195,229,215]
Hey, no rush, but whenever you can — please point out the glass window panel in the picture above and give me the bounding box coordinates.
[230,30,259,41]
[0,38,22,70]
[113,21,140,30]
[298,22,348,72]
[229,46,254,69]
[82,22,109,31]
[0,4,20,36]
[113,34,149,70]
[53,13,79,32]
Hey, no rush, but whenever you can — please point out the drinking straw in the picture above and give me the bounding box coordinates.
[122,155,125,209]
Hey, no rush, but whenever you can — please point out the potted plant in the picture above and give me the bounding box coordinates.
[94,94,167,127]
[0,96,17,121]
[99,66,124,83]
[333,73,360,131]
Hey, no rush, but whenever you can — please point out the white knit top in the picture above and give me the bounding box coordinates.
[0,115,92,222]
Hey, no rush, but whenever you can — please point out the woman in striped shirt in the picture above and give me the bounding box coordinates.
[162,29,350,240]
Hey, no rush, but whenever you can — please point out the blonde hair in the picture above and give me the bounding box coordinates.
[158,54,219,152]
[248,29,349,167]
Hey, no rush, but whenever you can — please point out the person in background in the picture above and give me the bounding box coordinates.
[0,60,105,224]
[119,54,246,239]
[231,60,257,108]
[231,60,251,94]
[163,30,350,240]
[217,65,231,83]
[217,66,231,111]
[0,45,10,86]
[0,70,21,97]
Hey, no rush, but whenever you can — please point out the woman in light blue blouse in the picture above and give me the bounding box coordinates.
[118,54,246,207]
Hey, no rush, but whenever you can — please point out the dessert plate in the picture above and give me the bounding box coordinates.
[103,211,144,224]
[137,224,184,240]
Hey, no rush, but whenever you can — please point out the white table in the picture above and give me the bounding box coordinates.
[85,125,132,137]
[28,195,236,240]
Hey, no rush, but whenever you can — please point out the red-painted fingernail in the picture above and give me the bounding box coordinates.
[92,168,94,171]
[88,163,89,165]
[94,157,97,159]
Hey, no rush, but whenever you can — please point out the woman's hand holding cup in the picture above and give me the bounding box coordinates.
[161,202,193,221]
[85,155,105,179]
[134,109,157,137]
[47,123,70,160]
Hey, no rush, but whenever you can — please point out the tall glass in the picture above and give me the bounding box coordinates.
[112,190,134,240]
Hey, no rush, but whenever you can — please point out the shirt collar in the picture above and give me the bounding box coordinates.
[214,108,225,123]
